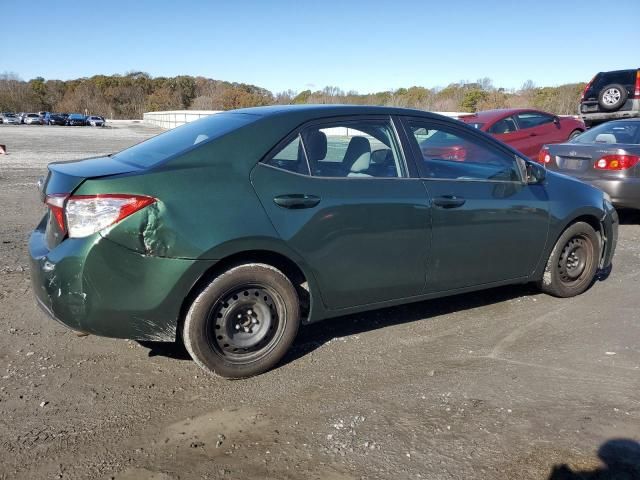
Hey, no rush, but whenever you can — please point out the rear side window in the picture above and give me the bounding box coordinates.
[515,112,554,129]
[113,113,258,168]
[301,120,405,178]
[406,120,521,182]
[263,135,309,175]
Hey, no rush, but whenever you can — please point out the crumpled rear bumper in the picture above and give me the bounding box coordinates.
[29,222,215,341]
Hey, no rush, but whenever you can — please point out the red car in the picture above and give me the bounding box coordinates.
[458,109,585,159]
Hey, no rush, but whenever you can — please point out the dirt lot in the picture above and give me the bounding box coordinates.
[0,123,639,480]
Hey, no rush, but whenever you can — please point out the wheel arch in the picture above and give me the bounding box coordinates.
[532,212,605,281]
[178,248,319,341]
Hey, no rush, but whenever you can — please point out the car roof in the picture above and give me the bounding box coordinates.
[229,104,449,121]
[458,108,545,123]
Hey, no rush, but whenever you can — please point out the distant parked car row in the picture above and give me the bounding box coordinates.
[0,111,106,126]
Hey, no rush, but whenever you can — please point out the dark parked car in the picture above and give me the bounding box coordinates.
[580,69,640,126]
[66,113,86,126]
[458,109,585,159]
[29,105,618,378]
[539,119,640,209]
[44,113,66,126]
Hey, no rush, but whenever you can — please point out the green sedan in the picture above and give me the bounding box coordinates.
[29,105,618,378]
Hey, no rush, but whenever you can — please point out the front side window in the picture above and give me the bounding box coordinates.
[489,116,518,134]
[407,120,520,182]
[515,112,554,129]
[300,120,405,178]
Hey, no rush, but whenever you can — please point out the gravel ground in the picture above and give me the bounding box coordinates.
[0,123,639,480]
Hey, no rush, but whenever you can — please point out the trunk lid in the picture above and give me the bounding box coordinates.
[546,143,640,180]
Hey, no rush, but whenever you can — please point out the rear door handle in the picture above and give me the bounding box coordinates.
[529,133,538,137]
[273,194,321,209]
[432,195,466,209]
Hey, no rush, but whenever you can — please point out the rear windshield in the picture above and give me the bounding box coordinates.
[112,113,259,168]
[572,121,640,145]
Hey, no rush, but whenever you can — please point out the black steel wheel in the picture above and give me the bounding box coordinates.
[206,285,285,361]
[183,263,300,378]
[538,222,600,297]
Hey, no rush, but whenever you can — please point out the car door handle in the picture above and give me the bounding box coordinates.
[432,195,466,209]
[273,194,321,209]
[529,133,538,137]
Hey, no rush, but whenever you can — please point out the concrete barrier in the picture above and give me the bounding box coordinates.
[143,109,471,130]
[143,110,222,129]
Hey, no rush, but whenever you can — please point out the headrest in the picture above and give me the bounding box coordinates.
[302,129,327,161]
[343,136,371,171]
[595,133,617,144]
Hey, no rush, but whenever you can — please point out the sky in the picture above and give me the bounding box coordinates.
[1,0,637,94]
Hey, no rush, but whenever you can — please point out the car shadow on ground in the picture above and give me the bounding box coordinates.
[281,283,538,367]
[138,283,539,363]
[548,438,640,479]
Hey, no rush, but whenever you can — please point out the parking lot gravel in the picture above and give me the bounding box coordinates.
[0,123,638,480]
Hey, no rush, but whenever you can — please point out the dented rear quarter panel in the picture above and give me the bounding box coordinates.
[66,115,327,330]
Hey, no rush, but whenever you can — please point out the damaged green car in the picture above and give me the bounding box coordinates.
[29,105,618,378]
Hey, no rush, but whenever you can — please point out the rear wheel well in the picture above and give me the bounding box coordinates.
[177,250,310,341]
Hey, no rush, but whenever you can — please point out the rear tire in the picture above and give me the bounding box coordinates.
[183,263,300,379]
[538,222,600,298]
[598,83,627,111]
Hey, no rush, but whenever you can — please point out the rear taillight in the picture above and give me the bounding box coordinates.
[65,194,155,238]
[581,75,596,101]
[635,70,640,97]
[594,154,640,171]
[44,194,155,239]
[45,194,69,232]
[537,147,551,164]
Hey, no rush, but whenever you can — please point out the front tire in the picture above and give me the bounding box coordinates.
[568,129,583,140]
[183,263,300,379]
[538,222,600,297]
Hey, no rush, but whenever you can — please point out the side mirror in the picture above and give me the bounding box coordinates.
[526,161,546,184]
[553,116,561,126]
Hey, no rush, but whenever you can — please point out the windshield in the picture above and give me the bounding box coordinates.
[572,121,640,145]
[112,113,259,167]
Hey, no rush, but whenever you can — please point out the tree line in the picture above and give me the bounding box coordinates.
[0,72,586,118]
